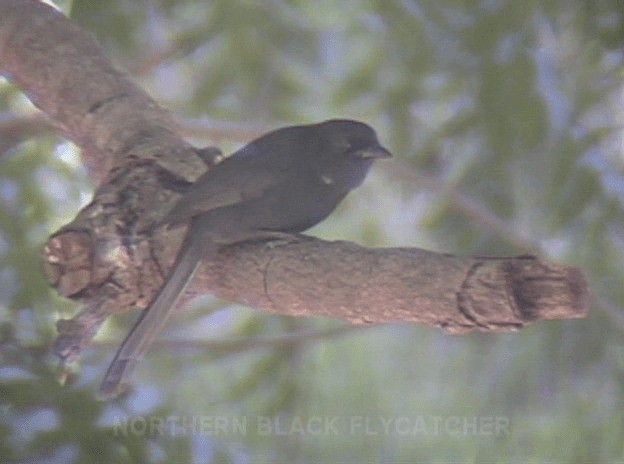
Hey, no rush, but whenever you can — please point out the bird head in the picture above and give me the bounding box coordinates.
[319,119,392,162]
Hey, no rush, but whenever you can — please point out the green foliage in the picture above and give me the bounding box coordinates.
[2,0,624,462]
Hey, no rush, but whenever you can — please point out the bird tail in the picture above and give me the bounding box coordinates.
[98,229,207,399]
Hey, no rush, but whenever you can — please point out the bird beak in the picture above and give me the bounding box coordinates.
[357,144,393,159]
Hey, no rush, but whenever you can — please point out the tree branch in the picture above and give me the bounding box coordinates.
[0,1,589,368]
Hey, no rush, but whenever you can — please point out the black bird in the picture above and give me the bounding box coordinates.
[99,119,391,398]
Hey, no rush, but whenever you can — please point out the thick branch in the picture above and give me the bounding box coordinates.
[198,240,588,332]
[0,1,589,366]
[0,0,206,183]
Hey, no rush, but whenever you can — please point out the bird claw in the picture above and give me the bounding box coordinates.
[253,231,302,250]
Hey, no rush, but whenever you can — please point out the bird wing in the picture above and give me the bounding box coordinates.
[159,158,279,226]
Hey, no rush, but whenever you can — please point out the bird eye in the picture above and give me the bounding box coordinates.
[334,139,352,152]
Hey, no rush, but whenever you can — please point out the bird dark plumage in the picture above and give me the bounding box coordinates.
[98,119,391,398]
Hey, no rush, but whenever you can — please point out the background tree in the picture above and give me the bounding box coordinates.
[0,0,622,462]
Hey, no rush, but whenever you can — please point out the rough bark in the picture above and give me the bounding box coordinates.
[0,1,589,367]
